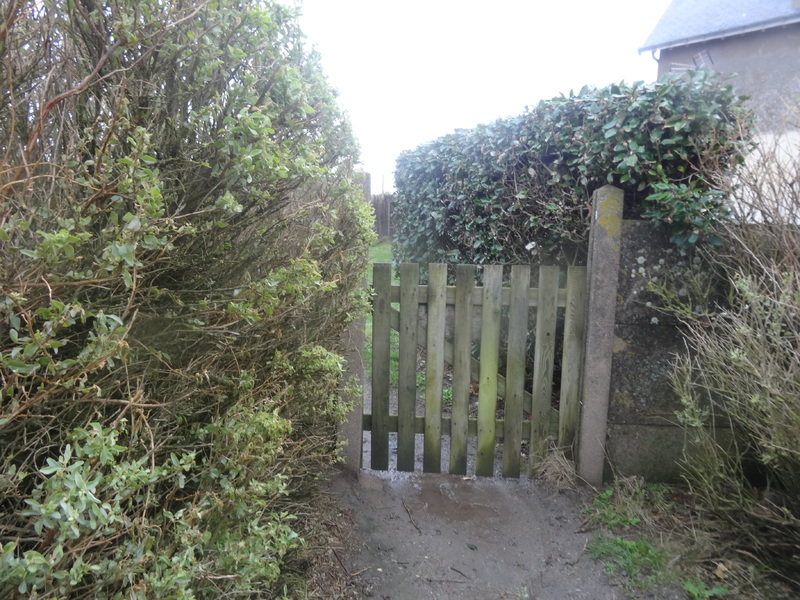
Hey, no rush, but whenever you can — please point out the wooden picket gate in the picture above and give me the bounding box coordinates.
[363,263,587,478]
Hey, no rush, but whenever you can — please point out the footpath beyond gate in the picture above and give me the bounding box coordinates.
[364,262,587,478]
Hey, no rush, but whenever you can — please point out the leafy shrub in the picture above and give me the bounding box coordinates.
[663,134,800,585]
[393,70,752,267]
[0,0,372,598]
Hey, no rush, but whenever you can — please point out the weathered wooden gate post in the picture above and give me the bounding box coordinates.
[339,317,365,473]
[338,173,371,474]
[576,184,623,486]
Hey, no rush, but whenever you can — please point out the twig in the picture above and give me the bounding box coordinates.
[424,578,466,584]
[7,36,127,189]
[329,547,371,580]
[574,516,594,533]
[401,498,422,534]
[41,275,52,301]
[450,566,470,579]
[331,548,350,578]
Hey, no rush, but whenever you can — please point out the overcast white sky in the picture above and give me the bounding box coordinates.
[293,0,672,194]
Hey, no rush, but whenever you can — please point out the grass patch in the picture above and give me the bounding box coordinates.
[585,488,642,528]
[683,580,731,599]
[368,239,392,264]
[366,240,393,285]
[589,536,666,588]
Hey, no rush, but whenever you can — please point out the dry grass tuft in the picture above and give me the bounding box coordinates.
[533,444,581,493]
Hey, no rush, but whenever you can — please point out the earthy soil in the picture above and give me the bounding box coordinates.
[328,467,637,600]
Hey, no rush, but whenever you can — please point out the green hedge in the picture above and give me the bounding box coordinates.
[394,70,752,266]
[0,1,372,598]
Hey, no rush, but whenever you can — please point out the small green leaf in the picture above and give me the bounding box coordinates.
[5,359,36,374]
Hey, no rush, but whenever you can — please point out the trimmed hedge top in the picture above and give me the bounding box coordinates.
[394,70,752,266]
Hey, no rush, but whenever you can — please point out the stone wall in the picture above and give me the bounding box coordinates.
[604,220,689,481]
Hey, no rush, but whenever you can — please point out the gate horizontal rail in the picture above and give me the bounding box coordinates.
[361,413,559,438]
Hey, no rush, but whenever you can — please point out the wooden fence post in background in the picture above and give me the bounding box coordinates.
[577,185,623,487]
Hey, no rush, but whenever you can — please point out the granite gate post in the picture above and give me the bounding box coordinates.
[576,185,623,487]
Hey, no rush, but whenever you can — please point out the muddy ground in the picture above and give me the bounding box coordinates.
[325,441,685,600]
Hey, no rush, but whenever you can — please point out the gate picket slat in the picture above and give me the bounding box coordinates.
[529,266,560,470]
[476,265,503,477]
[397,263,419,471]
[502,265,531,477]
[558,266,587,449]
[450,264,475,475]
[370,263,391,470]
[424,264,447,472]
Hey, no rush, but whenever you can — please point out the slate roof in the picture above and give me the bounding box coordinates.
[639,0,800,53]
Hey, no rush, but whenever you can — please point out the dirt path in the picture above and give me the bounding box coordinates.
[327,372,685,600]
[328,468,647,600]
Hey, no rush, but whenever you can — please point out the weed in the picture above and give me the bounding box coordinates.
[416,371,426,392]
[584,476,794,599]
[585,488,641,528]
[654,134,800,585]
[683,580,729,599]
[442,386,453,405]
[589,536,666,589]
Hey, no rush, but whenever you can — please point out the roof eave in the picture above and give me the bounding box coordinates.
[638,14,800,54]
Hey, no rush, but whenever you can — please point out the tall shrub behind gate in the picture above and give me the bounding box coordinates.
[0,1,372,597]
[662,135,800,584]
[394,70,752,267]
